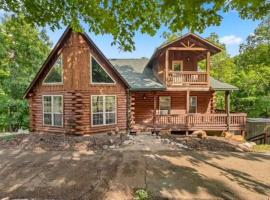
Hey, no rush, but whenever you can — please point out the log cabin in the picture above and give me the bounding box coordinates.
[24,27,247,135]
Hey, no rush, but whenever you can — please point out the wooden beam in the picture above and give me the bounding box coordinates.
[206,51,211,86]
[225,91,231,132]
[186,90,190,114]
[165,49,169,84]
[153,92,157,127]
[168,47,207,51]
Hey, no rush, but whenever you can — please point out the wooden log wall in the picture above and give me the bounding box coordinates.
[28,31,128,135]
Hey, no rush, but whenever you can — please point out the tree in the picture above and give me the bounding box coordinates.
[1,0,269,51]
[233,16,270,117]
[0,15,51,131]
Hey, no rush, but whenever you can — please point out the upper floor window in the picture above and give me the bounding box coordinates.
[43,55,63,84]
[91,55,115,84]
[43,95,63,127]
[172,60,183,71]
[159,96,171,115]
[189,96,197,113]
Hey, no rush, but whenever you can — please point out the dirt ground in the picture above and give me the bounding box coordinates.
[0,133,270,199]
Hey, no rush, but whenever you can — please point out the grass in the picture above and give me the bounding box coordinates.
[134,189,151,200]
[252,144,270,152]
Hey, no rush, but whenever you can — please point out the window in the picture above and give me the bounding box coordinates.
[159,96,171,115]
[43,95,63,126]
[91,95,116,126]
[44,55,63,84]
[189,96,197,113]
[91,56,115,84]
[172,60,183,71]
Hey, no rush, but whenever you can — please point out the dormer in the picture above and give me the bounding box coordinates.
[149,33,222,89]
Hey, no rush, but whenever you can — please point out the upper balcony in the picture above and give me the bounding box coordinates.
[167,70,209,86]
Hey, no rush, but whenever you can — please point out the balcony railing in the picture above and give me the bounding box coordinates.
[155,113,247,130]
[167,71,208,86]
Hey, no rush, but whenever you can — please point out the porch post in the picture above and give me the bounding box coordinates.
[225,91,231,132]
[186,90,190,114]
[165,49,169,85]
[153,92,157,128]
[206,51,210,86]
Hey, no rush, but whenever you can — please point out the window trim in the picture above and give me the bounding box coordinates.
[189,96,197,113]
[172,60,183,71]
[42,95,64,127]
[90,54,116,85]
[159,96,171,115]
[91,95,117,127]
[43,54,64,85]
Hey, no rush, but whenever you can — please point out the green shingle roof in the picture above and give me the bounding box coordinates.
[110,58,238,91]
[110,58,165,90]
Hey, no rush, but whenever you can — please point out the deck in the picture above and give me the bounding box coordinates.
[132,113,247,132]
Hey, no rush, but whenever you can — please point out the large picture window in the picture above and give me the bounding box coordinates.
[91,95,116,126]
[159,96,171,115]
[43,55,63,84]
[91,56,115,84]
[43,95,63,126]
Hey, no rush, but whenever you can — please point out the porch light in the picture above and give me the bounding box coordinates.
[143,94,147,100]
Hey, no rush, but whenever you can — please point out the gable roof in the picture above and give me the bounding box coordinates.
[111,58,238,91]
[23,27,129,98]
[146,33,223,67]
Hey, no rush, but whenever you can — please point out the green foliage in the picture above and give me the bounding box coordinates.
[207,17,270,117]
[134,189,150,200]
[0,15,51,132]
[0,0,269,51]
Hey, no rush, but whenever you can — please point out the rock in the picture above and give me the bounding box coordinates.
[237,143,251,152]
[176,143,188,149]
[123,140,132,145]
[193,130,207,139]
[163,139,170,144]
[242,142,255,148]
[109,139,114,144]
[222,131,233,138]
[102,145,108,150]
[109,145,115,149]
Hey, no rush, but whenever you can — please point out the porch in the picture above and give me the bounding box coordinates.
[130,91,247,134]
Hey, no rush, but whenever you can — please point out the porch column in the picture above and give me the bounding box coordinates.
[206,51,210,86]
[165,49,169,84]
[225,91,231,131]
[186,90,190,114]
[153,92,157,128]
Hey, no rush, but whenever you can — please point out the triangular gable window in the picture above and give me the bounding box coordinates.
[43,55,63,84]
[91,56,115,83]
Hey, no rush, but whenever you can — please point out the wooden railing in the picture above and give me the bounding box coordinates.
[167,71,208,86]
[155,113,247,130]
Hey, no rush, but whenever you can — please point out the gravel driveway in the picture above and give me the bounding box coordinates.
[0,134,269,199]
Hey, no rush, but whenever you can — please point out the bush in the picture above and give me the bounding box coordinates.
[0,96,29,132]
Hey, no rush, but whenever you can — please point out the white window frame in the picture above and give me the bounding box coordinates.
[159,96,171,115]
[91,95,117,127]
[172,60,183,71]
[43,54,64,85]
[42,95,64,127]
[90,54,116,85]
[189,96,197,113]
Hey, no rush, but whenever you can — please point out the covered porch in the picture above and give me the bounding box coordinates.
[130,89,246,134]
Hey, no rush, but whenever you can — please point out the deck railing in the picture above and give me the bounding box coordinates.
[155,113,247,129]
[167,71,208,86]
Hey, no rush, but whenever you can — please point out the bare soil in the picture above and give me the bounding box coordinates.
[0,133,269,199]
